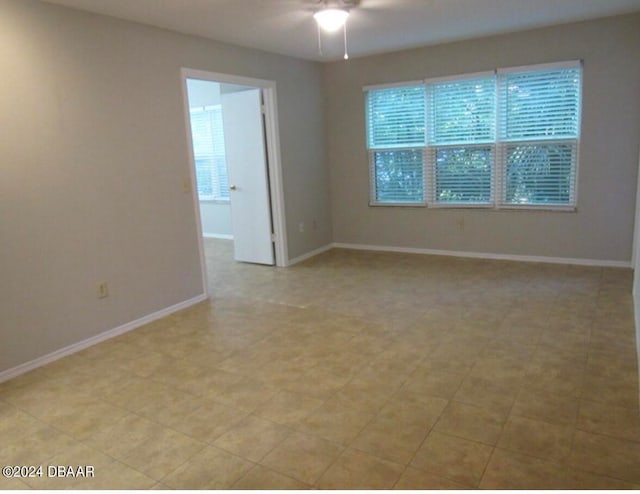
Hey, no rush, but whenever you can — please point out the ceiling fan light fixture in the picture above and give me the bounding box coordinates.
[313,8,349,32]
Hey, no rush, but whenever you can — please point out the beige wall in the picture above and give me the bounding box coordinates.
[324,14,640,263]
[0,0,331,373]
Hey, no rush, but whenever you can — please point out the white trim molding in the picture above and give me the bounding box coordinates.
[497,59,582,74]
[180,68,288,268]
[332,242,631,268]
[287,244,333,266]
[634,290,640,409]
[0,294,208,384]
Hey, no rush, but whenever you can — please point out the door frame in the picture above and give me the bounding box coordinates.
[180,68,289,294]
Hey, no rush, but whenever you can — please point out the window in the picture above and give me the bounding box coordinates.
[428,75,496,206]
[498,66,581,206]
[189,105,229,201]
[366,84,426,204]
[364,61,582,209]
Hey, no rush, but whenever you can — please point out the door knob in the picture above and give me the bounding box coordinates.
[229,185,237,191]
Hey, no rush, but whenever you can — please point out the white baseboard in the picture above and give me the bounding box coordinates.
[287,244,333,266]
[332,242,631,268]
[634,288,640,409]
[203,233,233,240]
[0,293,208,384]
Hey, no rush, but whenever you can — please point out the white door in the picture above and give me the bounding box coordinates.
[221,89,275,265]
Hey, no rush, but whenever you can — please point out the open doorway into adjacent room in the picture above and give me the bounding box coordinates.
[181,69,288,295]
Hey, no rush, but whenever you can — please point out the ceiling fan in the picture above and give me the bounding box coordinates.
[311,0,361,59]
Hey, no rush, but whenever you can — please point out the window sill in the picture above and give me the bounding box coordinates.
[369,202,426,208]
[496,204,577,212]
[368,202,577,212]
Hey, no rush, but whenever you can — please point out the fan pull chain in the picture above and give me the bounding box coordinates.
[343,19,349,60]
[317,22,323,56]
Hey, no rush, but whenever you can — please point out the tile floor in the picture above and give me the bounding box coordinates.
[1,238,639,489]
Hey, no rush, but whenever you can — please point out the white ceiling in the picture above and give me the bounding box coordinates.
[42,0,640,61]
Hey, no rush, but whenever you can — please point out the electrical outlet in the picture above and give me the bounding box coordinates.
[97,282,109,299]
[299,221,305,233]
[182,177,192,193]
[457,217,465,231]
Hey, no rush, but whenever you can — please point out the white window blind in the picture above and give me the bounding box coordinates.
[367,85,426,149]
[503,142,577,205]
[428,76,496,145]
[366,84,426,204]
[498,65,581,206]
[499,67,581,141]
[428,76,495,205]
[364,61,582,209]
[189,106,229,201]
[371,149,425,204]
[431,146,494,204]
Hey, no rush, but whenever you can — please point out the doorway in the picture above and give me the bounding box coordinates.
[181,69,288,294]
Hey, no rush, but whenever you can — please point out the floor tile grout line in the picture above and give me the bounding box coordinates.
[471,375,521,486]
[489,444,640,487]
[230,462,311,489]
[8,412,160,488]
[157,444,257,488]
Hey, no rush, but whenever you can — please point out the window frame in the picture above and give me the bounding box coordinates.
[364,60,582,211]
[365,80,427,206]
[189,104,230,203]
[426,71,496,208]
